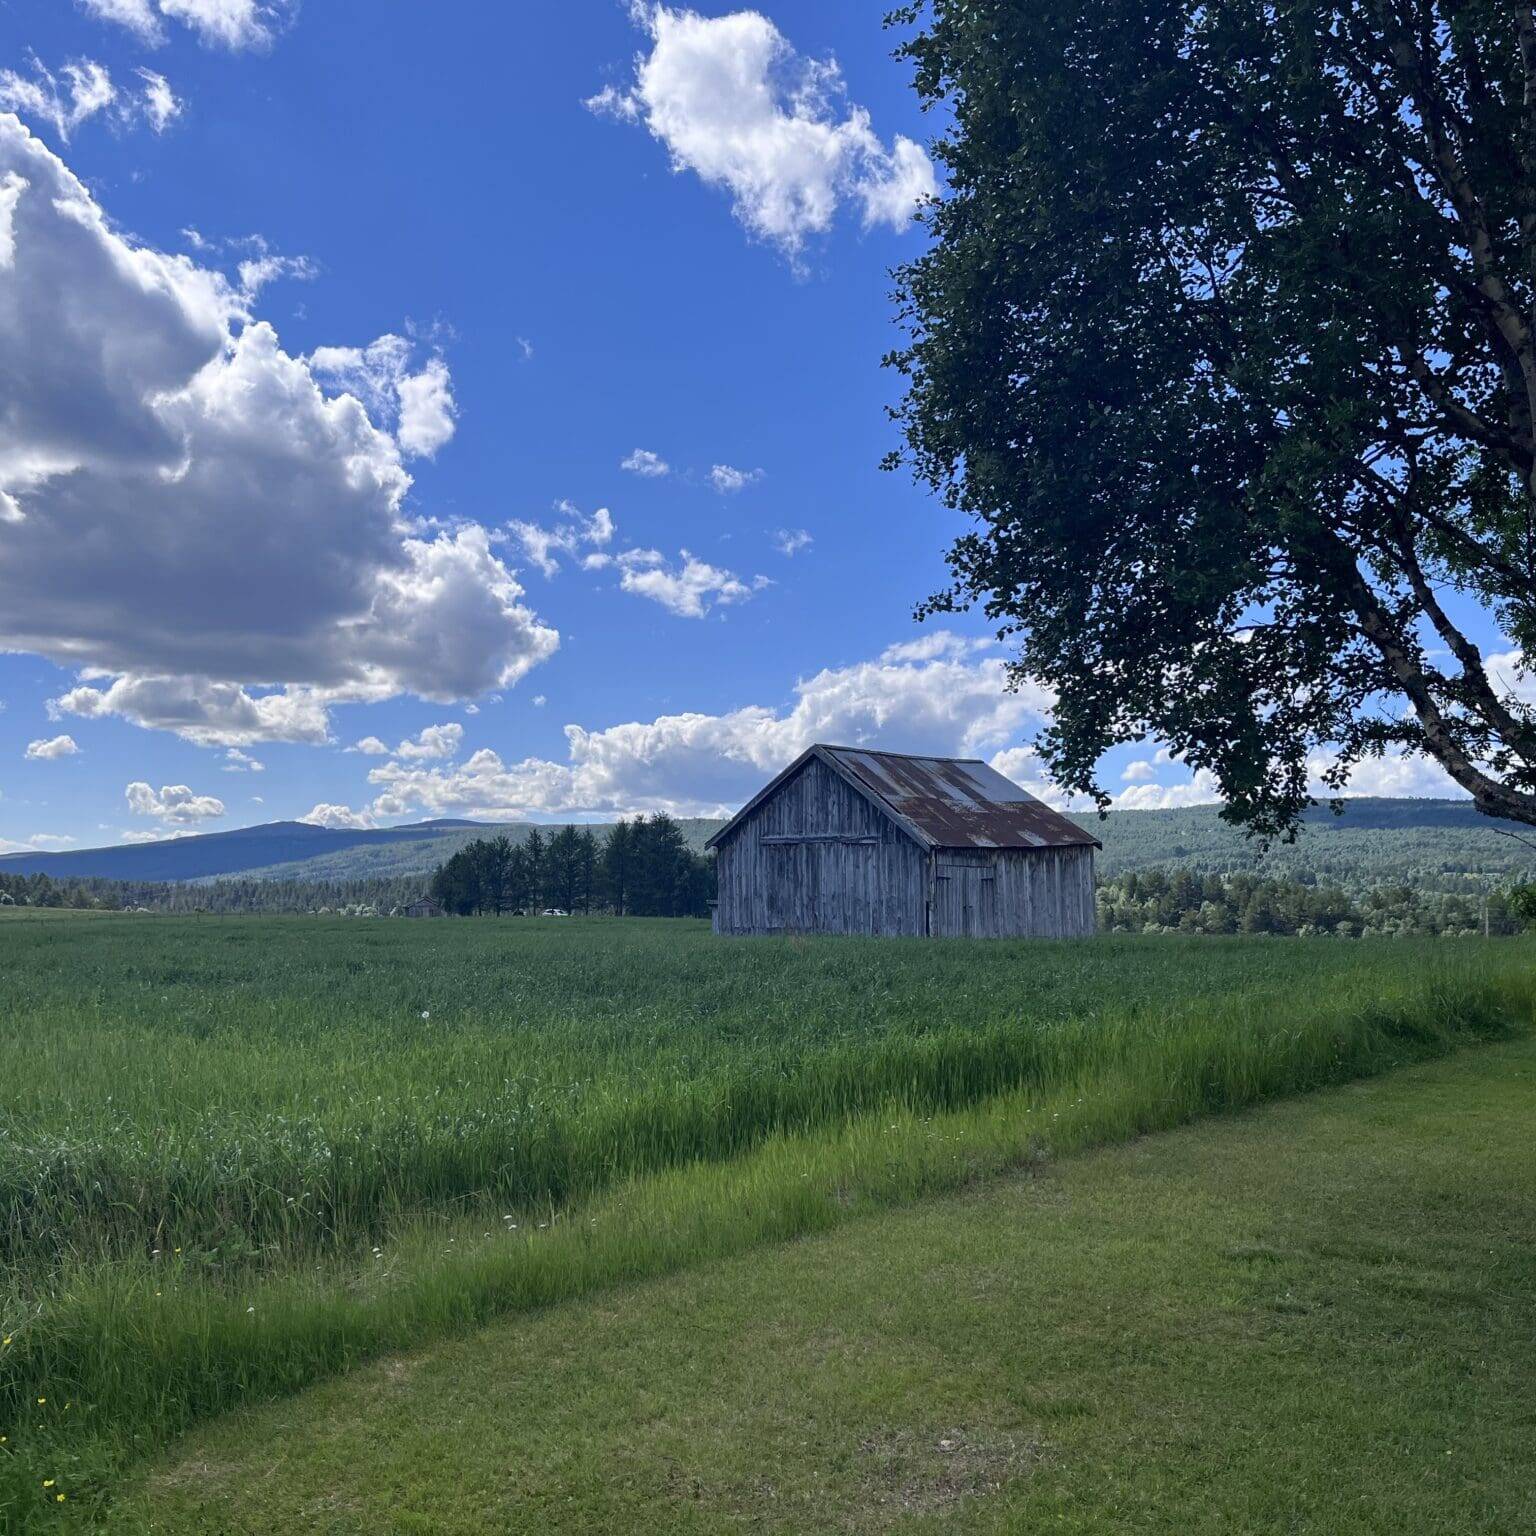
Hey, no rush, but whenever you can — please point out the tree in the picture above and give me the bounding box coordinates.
[1508,880,1536,927]
[888,0,1536,833]
[522,828,548,909]
[600,820,635,916]
[545,827,583,912]
[481,834,515,916]
[576,829,599,914]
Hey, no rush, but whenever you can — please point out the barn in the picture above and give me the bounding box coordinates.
[707,744,1100,939]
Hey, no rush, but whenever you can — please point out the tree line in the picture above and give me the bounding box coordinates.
[428,816,715,918]
[1098,869,1524,939]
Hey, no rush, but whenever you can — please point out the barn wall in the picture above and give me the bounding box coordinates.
[930,846,1097,939]
[713,757,927,936]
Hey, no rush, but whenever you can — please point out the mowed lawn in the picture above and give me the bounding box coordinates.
[115,1036,1536,1536]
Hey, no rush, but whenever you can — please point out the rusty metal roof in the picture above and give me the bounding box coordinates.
[707,745,1101,852]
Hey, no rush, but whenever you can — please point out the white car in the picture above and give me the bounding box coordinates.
[539,908,571,918]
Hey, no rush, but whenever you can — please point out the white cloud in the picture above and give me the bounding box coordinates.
[1120,759,1155,783]
[1112,769,1224,810]
[350,736,390,756]
[0,58,118,141]
[0,832,77,852]
[82,0,282,50]
[365,633,1055,820]
[222,747,264,772]
[395,357,456,458]
[236,250,316,301]
[0,121,557,743]
[392,723,463,761]
[617,547,768,618]
[710,463,761,493]
[54,676,335,747]
[125,780,225,822]
[135,69,181,132]
[588,5,937,259]
[78,0,165,45]
[507,500,615,579]
[0,58,181,141]
[0,171,23,267]
[621,448,670,478]
[24,735,80,760]
[772,528,812,557]
[308,334,457,460]
[300,802,375,830]
[1306,749,1462,800]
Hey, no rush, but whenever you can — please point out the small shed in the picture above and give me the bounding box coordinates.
[707,745,1100,939]
[403,897,446,919]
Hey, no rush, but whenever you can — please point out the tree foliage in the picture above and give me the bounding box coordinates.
[888,0,1536,832]
[429,817,714,918]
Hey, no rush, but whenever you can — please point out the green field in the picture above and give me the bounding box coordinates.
[0,912,1531,1528]
[117,1035,1536,1534]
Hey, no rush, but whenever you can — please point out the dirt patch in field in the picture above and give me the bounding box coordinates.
[853,1425,1045,1520]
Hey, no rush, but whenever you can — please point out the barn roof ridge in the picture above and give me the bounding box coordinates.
[707,743,1102,853]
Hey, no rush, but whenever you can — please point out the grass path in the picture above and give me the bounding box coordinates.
[109,1035,1536,1534]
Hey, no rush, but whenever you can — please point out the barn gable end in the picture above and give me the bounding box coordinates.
[711,754,927,936]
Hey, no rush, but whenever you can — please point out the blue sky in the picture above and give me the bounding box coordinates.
[0,1,1474,850]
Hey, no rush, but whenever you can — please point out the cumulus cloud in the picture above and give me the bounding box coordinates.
[1305,749,1462,800]
[24,735,80,760]
[391,723,463,761]
[364,633,1056,820]
[617,548,768,618]
[1113,770,1224,810]
[80,0,284,50]
[710,463,761,493]
[300,802,376,830]
[53,676,335,747]
[620,448,670,478]
[0,120,557,743]
[507,500,616,579]
[772,528,812,557]
[588,5,937,259]
[125,780,225,822]
[1121,759,1155,784]
[222,747,264,772]
[308,334,457,459]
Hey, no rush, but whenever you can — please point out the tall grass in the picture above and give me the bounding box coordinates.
[0,915,1530,1527]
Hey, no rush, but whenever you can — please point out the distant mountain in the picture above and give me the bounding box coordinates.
[0,817,723,884]
[2,798,1528,892]
[0,819,491,883]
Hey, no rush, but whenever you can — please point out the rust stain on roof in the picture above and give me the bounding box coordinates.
[823,746,1101,851]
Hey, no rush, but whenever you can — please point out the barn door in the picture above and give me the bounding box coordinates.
[933,857,996,937]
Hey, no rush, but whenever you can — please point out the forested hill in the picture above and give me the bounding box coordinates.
[1094,798,1533,894]
[0,799,1528,896]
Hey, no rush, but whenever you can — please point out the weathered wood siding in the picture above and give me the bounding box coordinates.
[713,756,927,936]
[714,756,1098,939]
[930,846,1096,939]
